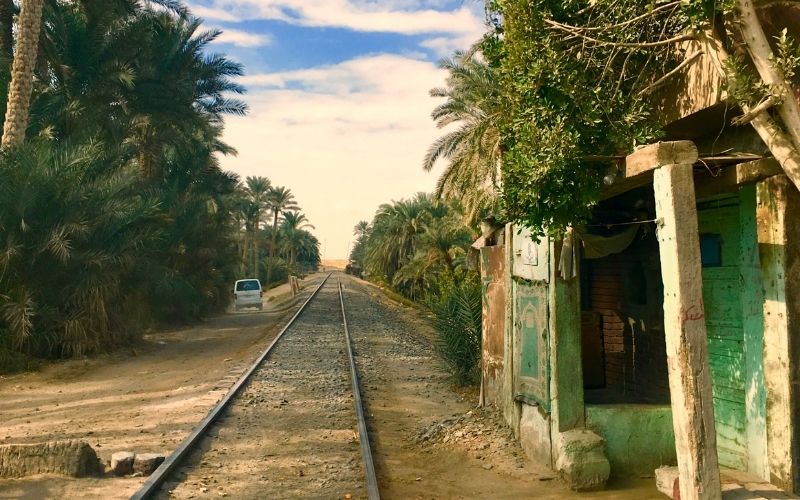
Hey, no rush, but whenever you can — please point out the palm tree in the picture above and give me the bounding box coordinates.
[244,176,270,276]
[353,220,370,239]
[2,0,45,147]
[0,140,161,356]
[364,193,436,283]
[0,1,251,363]
[279,211,314,277]
[424,50,502,224]
[265,186,298,285]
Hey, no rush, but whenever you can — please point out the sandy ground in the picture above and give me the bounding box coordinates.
[158,277,365,499]
[0,272,663,499]
[0,278,314,499]
[342,276,662,500]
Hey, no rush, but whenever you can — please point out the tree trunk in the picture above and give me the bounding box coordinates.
[0,0,13,61]
[699,28,800,192]
[252,215,259,277]
[266,210,279,285]
[240,231,249,274]
[2,0,45,147]
[735,0,800,155]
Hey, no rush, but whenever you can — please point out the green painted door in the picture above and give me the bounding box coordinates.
[698,195,747,470]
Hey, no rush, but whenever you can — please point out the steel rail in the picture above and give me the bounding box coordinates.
[130,273,332,500]
[338,276,381,500]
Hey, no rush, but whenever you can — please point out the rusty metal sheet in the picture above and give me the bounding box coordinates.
[481,246,506,404]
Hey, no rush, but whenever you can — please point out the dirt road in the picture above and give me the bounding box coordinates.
[0,273,661,499]
[0,280,311,499]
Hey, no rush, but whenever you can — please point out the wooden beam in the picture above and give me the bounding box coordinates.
[653,163,722,500]
[736,158,782,185]
[626,141,699,177]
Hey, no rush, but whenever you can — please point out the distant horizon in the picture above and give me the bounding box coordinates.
[188,0,486,259]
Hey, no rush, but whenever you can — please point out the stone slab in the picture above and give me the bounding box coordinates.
[0,440,100,478]
[110,451,135,476]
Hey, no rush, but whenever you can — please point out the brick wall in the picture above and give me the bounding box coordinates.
[584,232,670,404]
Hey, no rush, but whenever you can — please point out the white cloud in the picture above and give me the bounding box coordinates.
[420,32,478,57]
[213,27,272,47]
[191,5,240,22]
[188,0,484,36]
[220,54,448,259]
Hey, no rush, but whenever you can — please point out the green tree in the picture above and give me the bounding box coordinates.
[279,211,315,276]
[425,51,502,224]
[244,176,271,276]
[265,186,298,285]
[348,220,371,271]
[0,140,161,357]
[364,193,434,284]
[0,1,250,367]
[486,0,800,236]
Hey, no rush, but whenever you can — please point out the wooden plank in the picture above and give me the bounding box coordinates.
[653,162,722,500]
[711,383,746,404]
[709,357,746,390]
[707,338,745,359]
[626,141,699,177]
[736,159,782,185]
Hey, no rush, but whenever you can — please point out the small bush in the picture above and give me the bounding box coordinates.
[428,273,482,385]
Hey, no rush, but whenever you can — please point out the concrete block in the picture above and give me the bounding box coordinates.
[586,404,677,478]
[133,453,165,476]
[0,440,101,478]
[554,429,610,491]
[110,451,135,476]
[519,404,552,466]
[656,466,679,498]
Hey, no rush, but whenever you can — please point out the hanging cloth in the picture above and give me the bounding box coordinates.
[578,225,641,259]
[558,224,641,279]
[558,226,578,279]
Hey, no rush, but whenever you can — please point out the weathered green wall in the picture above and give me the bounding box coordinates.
[697,193,756,471]
[585,404,676,477]
[740,185,768,479]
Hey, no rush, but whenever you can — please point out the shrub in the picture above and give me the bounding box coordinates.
[427,273,482,385]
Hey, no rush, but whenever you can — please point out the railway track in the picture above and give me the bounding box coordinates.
[131,272,379,499]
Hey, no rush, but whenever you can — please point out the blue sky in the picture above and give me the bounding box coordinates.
[187,0,485,259]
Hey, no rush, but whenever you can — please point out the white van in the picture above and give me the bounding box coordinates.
[233,279,263,311]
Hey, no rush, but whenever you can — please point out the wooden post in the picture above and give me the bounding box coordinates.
[653,163,722,500]
[757,175,800,492]
[549,238,584,432]
[503,224,522,435]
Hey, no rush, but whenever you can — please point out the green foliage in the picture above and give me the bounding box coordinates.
[361,193,474,301]
[427,271,482,386]
[425,51,502,224]
[356,193,481,385]
[775,28,800,85]
[485,0,673,237]
[348,220,370,274]
[0,1,247,370]
[0,140,161,357]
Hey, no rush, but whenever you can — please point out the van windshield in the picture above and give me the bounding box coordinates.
[236,280,261,291]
